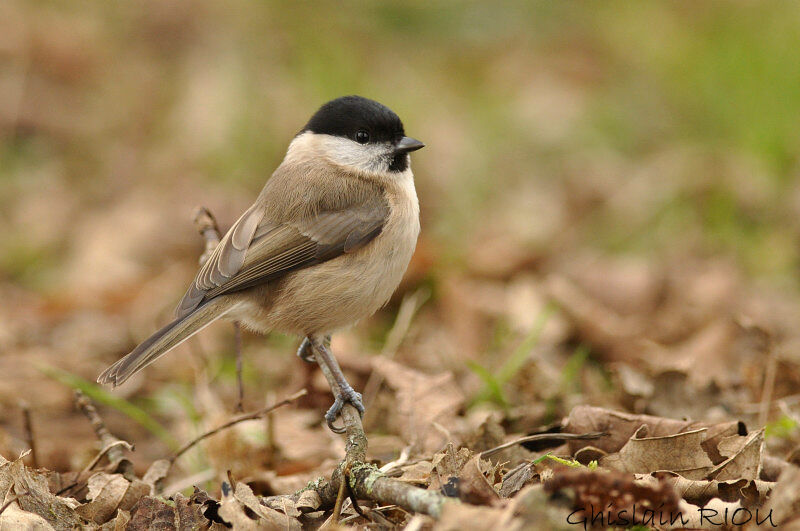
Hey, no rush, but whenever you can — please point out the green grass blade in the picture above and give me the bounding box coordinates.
[496,302,556,384]
[38,364,179,449]
[466,360,508,406]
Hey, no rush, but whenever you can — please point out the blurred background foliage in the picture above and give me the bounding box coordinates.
[2,0,800,472]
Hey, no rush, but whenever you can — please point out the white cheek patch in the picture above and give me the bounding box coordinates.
[317,134,394,174]
[286,132,405,177]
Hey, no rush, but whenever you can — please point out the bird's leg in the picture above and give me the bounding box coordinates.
[309,335,364,433]
[296,335,329,363]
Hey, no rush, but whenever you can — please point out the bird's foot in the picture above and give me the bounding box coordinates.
[325,384,365,434]
[296,337,316,363]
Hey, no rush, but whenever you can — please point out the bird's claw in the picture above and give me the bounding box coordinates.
[296,338,316,363]
[325,384,365,434]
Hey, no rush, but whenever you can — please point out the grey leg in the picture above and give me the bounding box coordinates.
[309,335,364,433]
[296,335,330,363]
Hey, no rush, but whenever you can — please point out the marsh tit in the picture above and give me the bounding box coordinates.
[98,95,424,433]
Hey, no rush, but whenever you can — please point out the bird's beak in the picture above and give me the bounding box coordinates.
[395,136,425,153]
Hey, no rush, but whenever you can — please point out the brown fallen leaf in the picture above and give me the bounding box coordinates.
[700,421,747,465]
[765,464,800,526]
[216,481,301,530]
[545,274,644,363]
[600,426,715,479]
[563,405,736,456]
[126,496,180,530]
[498,462,534,498]
[430,443,472,492]
[103,508,131,531]
[126,490,219,530]
[397,460,434,485]
[544,468,681,528]
[434,501,521,531]
[457,456,500,505]
[141,459,171,495]
[677,498,750,530]
[371,358,465,454]
[0,452,82,529]
[0,498,53,530]
[507,485,575,530]
[636,472,773,507]
[74,472,149,524]
[706,429,764,481]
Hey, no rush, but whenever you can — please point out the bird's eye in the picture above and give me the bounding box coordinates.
[355,130,370,144]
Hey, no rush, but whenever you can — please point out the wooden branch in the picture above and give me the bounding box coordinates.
[19,400,37,469]
[306,353,450,518]
[75,390,134,477]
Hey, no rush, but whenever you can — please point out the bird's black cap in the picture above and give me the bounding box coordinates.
[303,95,405,144]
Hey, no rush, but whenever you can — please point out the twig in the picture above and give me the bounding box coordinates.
[193,206,246,413]
[169,389,307,463]
[56,440,137,495]
[74,391,133,476]
[310,351,450,517]
[233,322,244,412]
[0,490,30,518]
[18,400,37,469]
[737,393,800,414]
[480,431,607,459]
[82,441,135,474]
[328,468,348,527]
[56,393,136,496]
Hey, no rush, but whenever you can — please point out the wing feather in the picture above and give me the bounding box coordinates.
[175,196,388,318]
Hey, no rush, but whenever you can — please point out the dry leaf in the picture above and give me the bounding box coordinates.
[765,465,800,526]
[0,452,82,529]
[74,472,148,524]
[125,492,213,530]
[295,489,321,513]
[457,456,500,505]
[127,497,180,530]
[564,405,727,456]
[706,429,764,481]
[636,472,773,507]
[430,444,472,492]
[499,463,534,498]
[397,461,434,485]
[601,426,714,479]
[101,508,130,531]
[434,501,521,531]
[142,459,171,495]
[216,481,301,530]
[234,481,300,529]
[544,468,681,528]
[372,358,465,453]
[677,498,749,529]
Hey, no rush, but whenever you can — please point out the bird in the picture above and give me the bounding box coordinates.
[98,95,424,433]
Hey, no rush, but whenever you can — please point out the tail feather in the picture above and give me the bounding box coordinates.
[97,297,239,387]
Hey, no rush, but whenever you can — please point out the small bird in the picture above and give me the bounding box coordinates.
[98,95,424,432]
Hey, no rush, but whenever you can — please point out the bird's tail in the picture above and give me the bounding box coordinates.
[97,296,240,387]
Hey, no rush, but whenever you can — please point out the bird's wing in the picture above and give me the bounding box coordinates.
[175,197,389,318]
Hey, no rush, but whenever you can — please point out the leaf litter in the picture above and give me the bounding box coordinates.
[4,4,800,527]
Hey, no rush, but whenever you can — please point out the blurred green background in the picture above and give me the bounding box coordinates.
[2,0,800,469]
[3,1,800,290]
